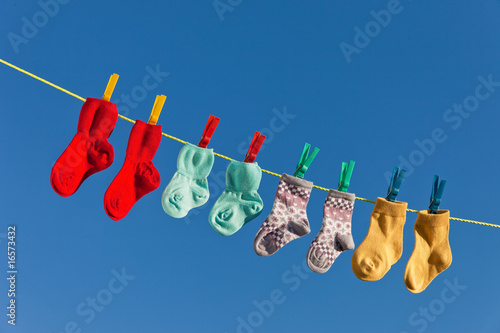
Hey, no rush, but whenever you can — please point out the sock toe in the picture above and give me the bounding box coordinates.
[104,198,121,221]
[162,195,189,218]
[254,229,284,256]
[404,267,426,293]
[253,230,276,256]
[104,193,132,221]
[352,254,388,281]
[50,166,79,197]
[307,247,331,274]
[209,212,236,236]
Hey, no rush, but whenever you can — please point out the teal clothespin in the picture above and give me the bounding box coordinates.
[386,167,406,202]
[338,160,355,192]
[429,175,446,214]
[293,143,319,179]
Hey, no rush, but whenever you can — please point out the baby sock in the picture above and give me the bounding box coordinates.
[162,142,214,218]
[254,174,313,256]
[351,197,407,281]
[51,98,117,196]
[209,161,263,236]
[307,189,355,273]
[104,120,162,221]
[404,210,452,293]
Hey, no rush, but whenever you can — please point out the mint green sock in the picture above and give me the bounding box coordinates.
[209,161,263,236]
[162,142,214,218]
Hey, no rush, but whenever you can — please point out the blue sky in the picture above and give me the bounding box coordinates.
[1,0,500,332]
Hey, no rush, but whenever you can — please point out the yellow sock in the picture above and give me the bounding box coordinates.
[351,198,407,281]
[404,210,452,293]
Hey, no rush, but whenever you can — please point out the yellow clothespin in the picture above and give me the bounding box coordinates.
[102,74,119,101]
[148,95,166,125]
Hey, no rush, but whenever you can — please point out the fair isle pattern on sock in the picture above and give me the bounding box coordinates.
[307,190,355,273]
[254,174,313,256]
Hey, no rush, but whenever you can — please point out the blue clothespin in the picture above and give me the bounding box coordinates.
[429,175,446,214]
[386,167,406,202]
[293,143,319,179]
[338,160,355,192]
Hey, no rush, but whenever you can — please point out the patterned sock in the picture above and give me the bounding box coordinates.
[307,189,355,273]
[162,142,214,218]
[351,197,407,281]
[253,174,313,256]
[51,98,118,196]
[404,210,452,293]
[104,120,162,221]
[209,161,263,236]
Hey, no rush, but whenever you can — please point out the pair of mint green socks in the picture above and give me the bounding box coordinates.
[161,142,263,235]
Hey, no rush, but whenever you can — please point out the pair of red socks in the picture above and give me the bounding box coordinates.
[50,98,162,220]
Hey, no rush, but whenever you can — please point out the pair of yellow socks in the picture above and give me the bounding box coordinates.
[351,198,452,293]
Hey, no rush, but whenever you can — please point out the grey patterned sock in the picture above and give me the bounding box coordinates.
[253,174,313,256]
[307,189,355,273]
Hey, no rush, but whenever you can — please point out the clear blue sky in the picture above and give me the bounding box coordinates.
[1,1,500,332]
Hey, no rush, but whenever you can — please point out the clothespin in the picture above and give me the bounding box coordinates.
[102,74,119,101]
[293,143,319,179]
[243,132,266,163]
[148,95,166,125]
[198,115,220,148]
[429,175,446,214]
[386,167,406,202]
[338,160,355,192]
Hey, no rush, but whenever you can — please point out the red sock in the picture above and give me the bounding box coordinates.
[104,120,162,220]
[51,98,118,197]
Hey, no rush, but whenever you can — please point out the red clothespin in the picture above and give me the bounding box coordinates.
[198,115,220,148]
[244,132,266,163]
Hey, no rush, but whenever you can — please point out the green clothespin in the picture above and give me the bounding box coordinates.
[293,143,319,178]
[429,175,446,214]
[338,160,355,192]
[386,167,406,202]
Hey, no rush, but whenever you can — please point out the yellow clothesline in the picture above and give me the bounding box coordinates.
[1,58,498,229]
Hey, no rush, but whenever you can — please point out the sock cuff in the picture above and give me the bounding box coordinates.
[415,210,450,227]
[176,142,214,179]
[125,120,162,161]
[324,189,355,212]
[373,197,407,217]
[226,161,262,192]
[281,173,313,190]
[327,189,355,202]
[78,97,118,137]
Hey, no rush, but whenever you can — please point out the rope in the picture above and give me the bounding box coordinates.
[1,58,498,229]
